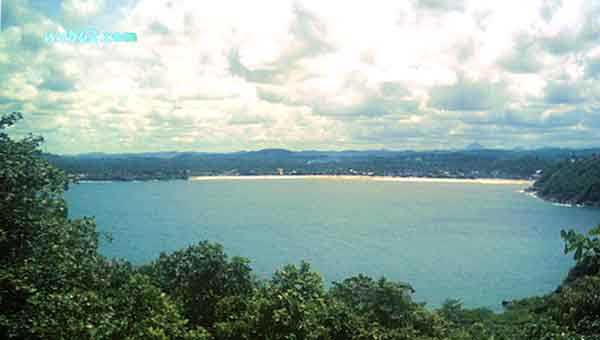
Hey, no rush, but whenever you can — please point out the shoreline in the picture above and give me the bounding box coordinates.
[188,175,533,185]
[524,189,594,208]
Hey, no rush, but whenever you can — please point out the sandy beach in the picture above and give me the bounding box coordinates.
[189,175,533,185]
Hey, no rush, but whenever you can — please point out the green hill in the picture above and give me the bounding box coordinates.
[532,156,600,207]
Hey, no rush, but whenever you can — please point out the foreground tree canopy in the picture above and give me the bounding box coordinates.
[1,113,599,339]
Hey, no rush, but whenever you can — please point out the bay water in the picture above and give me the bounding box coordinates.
[65,179,600,310]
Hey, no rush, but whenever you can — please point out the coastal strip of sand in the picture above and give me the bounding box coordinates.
[188,175,533,185]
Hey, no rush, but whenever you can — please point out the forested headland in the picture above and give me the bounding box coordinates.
[2,113,600,339]
[530,157,600,207]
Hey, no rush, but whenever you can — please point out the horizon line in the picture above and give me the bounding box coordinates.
[45,146,600,157]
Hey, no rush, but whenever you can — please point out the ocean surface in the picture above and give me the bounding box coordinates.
[65,179,600,310]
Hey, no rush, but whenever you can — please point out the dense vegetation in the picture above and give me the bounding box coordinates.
[2,113,600,339]
[43,147,571,181]
[531,156,600,207]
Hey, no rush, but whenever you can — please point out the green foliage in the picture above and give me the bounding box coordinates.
[217,262,330,340]
[534,156,600,206]
[0,114,204,339]
[141,241,254,328]
[546,276,600,335]
[331,274,416,329]
[438,299,494,327]
[0,112,105,338]
[106,273,212,340]
[331,275,453,339]
[561,225,600,282]
[1,112,69,265]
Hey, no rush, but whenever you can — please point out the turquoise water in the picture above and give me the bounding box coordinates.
[65,179,600,310]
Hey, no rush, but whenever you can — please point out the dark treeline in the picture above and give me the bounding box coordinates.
[2,113,600,339]
[531,157,600,207]
[45,147,600,182]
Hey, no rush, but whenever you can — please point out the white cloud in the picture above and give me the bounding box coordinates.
[1,0,599,153]
[61,0,107,26]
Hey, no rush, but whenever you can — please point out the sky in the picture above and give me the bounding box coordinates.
[0,0,599,154]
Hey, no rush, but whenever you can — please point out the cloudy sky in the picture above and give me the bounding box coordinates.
[1,0,599,154]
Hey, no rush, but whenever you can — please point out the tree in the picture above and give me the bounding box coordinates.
[216,262,331,340]
[1,111,104,337]
[141,241,254,329]
[561,225,600,282]
[0,113,206,339]
[256,261,332,339]
[331,274,417,329]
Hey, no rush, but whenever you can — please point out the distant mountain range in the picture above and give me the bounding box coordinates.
[466,142,485,150]
[43,147,600,182]
[60,147,600,160]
